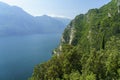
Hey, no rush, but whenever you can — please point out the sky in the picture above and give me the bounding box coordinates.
[0,0,111,19]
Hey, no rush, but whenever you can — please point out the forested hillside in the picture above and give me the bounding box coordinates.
[30,0,120,80]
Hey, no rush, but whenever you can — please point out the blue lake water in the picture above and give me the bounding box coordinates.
[0,34,61,80]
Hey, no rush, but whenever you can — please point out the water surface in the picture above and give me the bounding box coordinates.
[0,34,61,80]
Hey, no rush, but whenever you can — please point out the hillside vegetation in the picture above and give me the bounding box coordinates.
[30,0,120,80]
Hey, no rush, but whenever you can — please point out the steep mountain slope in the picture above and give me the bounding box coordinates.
[0,2,70,36]
[30,0,120,80]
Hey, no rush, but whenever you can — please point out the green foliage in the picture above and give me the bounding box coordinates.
[30,0,120,80]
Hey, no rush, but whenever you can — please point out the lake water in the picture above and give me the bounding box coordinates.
[0,34,61,80]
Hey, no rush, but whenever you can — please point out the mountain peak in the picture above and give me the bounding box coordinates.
[0,3,70,36]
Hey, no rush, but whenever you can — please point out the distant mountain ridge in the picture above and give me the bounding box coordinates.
[0,2,71,36]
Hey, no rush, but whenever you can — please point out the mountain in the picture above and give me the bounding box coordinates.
[0,2,70,36]
[35,15,70,34]
[30,0,120,80]
[54,17,71,26]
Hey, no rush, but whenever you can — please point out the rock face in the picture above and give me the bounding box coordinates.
[53,21,76,55]
[68,26,75,45]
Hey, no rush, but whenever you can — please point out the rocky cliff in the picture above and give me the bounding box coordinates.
[53,0,120,55]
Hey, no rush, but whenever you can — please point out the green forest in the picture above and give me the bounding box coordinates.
[29,0,120,80]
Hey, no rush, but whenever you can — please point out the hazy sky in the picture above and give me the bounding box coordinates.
[0,0,111,19]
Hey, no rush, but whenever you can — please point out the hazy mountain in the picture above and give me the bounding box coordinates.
[54,17,71,26]
[0,2,70,36]
[35,15,70,34]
